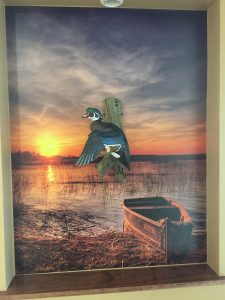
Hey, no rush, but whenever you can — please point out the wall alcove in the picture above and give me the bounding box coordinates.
[0,0,225,299]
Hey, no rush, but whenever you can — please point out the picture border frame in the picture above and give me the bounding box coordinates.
[0,0,225,297]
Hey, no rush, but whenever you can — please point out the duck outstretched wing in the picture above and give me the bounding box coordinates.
[76,131,104,166]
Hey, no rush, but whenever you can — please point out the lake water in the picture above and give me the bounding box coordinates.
[13,159,207,272]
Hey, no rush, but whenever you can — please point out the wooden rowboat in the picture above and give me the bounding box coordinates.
[123,197,193,262]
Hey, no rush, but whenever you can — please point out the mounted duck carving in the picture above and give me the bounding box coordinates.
[75,98,130,182]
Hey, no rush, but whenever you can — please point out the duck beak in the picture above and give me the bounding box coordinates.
[82,114,89,118]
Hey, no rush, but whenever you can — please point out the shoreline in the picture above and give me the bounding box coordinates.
[14,203,165,274]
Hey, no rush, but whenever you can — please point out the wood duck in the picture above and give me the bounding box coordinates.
[76,107,130,169]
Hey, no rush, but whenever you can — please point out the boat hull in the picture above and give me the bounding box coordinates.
[123,197,192,262]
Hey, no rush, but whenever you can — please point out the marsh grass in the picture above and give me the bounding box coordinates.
[14,204,165,274]
[15,235,165,274]
[12,159,206,273]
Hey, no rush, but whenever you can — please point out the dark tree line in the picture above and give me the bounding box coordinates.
[11,151,41,166]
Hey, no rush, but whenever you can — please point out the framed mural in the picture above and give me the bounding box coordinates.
[6,6,207,275]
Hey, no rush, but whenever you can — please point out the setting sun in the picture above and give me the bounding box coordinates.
[36,135,60,157]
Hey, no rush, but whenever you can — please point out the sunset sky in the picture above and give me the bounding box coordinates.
[6,7,207,156]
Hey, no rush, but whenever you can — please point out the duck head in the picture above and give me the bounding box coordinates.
[82,107,103,121]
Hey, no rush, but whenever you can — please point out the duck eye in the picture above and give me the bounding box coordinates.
[89,112,94,117]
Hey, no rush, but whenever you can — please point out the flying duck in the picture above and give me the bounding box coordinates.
[76,107,130,169]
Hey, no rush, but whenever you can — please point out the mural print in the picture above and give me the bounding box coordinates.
[6,7,207,274]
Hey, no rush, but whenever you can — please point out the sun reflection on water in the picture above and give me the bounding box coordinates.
[47,166,55,183]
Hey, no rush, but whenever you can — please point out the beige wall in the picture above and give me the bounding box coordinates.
[207,0,225,276]
[207,0,220,274]
[0,0,225,298]
[0,0,15,292]
[219,0,225,275]
[3,0,216,10]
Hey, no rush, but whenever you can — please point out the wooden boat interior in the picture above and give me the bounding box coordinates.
[124,197,182,222]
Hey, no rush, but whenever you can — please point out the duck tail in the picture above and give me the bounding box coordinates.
[118,152,130,170]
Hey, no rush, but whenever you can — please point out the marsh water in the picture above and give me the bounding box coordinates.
[13,158,207,273]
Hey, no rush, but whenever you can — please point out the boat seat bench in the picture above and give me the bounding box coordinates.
[130,205,175,210]
[132,206,181,222]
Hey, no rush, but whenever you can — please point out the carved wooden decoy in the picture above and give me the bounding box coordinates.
[76,107,130,169]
